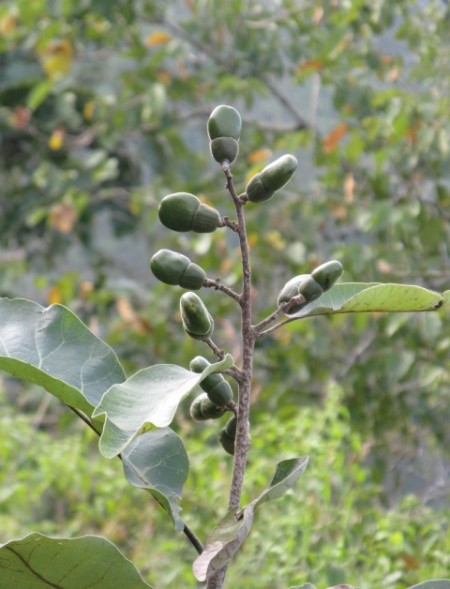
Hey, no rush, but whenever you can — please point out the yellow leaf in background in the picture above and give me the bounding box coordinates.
[331,204,348,220]
[83,100,95,121]
[343,173,355,203]
[116,298,152,334]
[297,58,324,74]
[247,149,272,164]
[40,40,74,79]
[0,13,17,35]
[322,122,348,154]
[266,230,286,251]
[48,286,62,305]
[145,31,172,46]
[376,259,393,274]
[312,7,324,25]
[156,69,172,86]
[11,107,31,129]
[387,66,400,81]
[49,203,77,234]
[79,281,94,299]
[247,233,259,247]
[48,129,65,150]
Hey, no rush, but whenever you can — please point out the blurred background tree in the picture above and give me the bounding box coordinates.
[0,1,449,587]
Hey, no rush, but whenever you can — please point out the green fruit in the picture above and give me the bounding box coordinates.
[311,260,343,291]
[224,415,237,438]
[158,192,221,233]
[206,379,234,406]
[180,292,214,340]
[207,105,242,140]
[190,393,225,421]
[277,274,323,314]
[210,137,239,165]
[219,416,238,455]
[189,355,234,406]
[150,249,206,290]
[219,430,235,455]
[246,154,298,203]
[189,355,210,373]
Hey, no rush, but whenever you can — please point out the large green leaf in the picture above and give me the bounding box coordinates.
[289,283,444,319]
[0,298,125,417]
[94,354,233,458]
[0,533,152,589]
[121,428,189,531]
[0,298,188,527]
[193,457,309,582]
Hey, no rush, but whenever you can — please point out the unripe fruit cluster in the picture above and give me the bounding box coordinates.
[278,260,343,315]
[158,192,221,234]
[219,416,237,455]
[180,292,214,341]
[189,356,234,407]
[150,249,206,290]
[207,105,242,165]
[245,154,298,203]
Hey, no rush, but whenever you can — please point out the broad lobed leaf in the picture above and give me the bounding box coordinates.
[94,354,234,458]
[0,298,191,528]
[0,298,125,418]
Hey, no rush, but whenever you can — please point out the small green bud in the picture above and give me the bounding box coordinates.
[158,192,221,233]
[189,355,234,406]
[311,260,343,291]
[190,393,225,421]
[180,292,214,340]
[277,274,323,314]
[150,249,206,290]
[210,137,239,165]
[207,105,242,140]
[246,154,298,203]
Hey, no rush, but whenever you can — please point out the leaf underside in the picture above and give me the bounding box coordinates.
[94,354,234,458]
[121,428,189,530]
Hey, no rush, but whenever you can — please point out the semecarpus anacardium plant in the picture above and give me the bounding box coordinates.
[0,105,448,589]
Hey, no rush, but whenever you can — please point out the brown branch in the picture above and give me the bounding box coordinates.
[203,277,241,302]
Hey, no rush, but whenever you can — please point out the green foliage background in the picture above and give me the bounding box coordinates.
[0,0,449,587]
